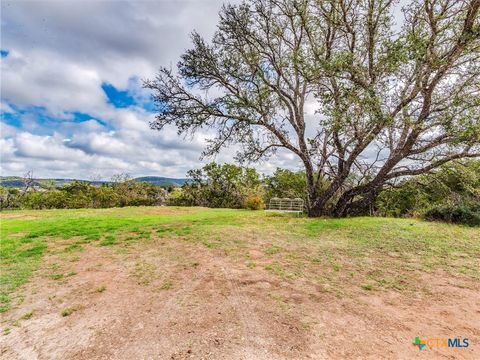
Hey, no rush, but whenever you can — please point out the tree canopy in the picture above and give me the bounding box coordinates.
[145,0,480,217]
[168,162,263,209]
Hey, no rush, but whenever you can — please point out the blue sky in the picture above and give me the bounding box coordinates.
[0,0,304,179]
[101,83,136,109]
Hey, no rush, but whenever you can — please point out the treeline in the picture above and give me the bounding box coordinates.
[0,176,168,210]
[169,161,479,225]
[168,163,265,209]
[377,161,480,226]
[2,161,478,225]
[168,163,307,210]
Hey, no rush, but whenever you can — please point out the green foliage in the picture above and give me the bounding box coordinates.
[146,0,480,217]
[264,168,307,202]
[0,186,21,209]
[169,162,263,209]
[377,160,480,225]
[166,185,188,206]
[0,179,168,210]
[425,203,480,226]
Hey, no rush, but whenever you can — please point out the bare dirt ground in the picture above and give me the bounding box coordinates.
[1,235,479,360]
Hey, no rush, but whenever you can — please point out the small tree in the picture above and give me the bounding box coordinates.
[146,0,479,216]
[39,179,57,191]
[21,171,36,195]
[174,162,262,208]
[377,159,480,217]
[264,168,307,201]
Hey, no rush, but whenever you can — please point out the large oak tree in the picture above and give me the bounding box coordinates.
[145,0,480,216]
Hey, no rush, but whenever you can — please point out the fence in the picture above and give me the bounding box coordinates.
[266,197,304,213]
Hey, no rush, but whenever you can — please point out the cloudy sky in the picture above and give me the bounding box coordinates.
[0,0,302,180]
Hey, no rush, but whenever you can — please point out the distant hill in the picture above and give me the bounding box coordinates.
[0,176,188,188]
[134,176,187,186]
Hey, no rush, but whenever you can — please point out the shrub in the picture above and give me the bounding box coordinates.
[376,160,480,221]
[171,162,262,209]
[264,168,307,202]
[244,194,265,210]
[424,203,480,226]
[0,179,168,210]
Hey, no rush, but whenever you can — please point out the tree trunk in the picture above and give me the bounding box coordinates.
[307,203,327,217]
[304,168,386,217]
[333,186,381,217]
[306,185,331,217]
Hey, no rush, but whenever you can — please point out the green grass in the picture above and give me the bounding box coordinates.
[361,283,374,291]
[99,234,116,246]
[160,280,173,290]
[21,311,34,320]
[1,207,479,312]
[49,273,64,280]
[61,304,83,317]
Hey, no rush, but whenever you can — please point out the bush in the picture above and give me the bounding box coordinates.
[167,188,192,206]
[0,180,168,210]
[424,203,480,226]
[244,194,265,210]
[172,162,262,209]
[376,160,480,222]
[264,168,307,202]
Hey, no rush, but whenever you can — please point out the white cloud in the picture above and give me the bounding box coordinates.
[1,49,108,117]
[0,0,304,179]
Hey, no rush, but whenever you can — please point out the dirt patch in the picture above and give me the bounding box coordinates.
[1,238,479,359]
[136,206,199,216]
[0,212,41,220]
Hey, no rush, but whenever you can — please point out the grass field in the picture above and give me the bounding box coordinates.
[1,207,479,359]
